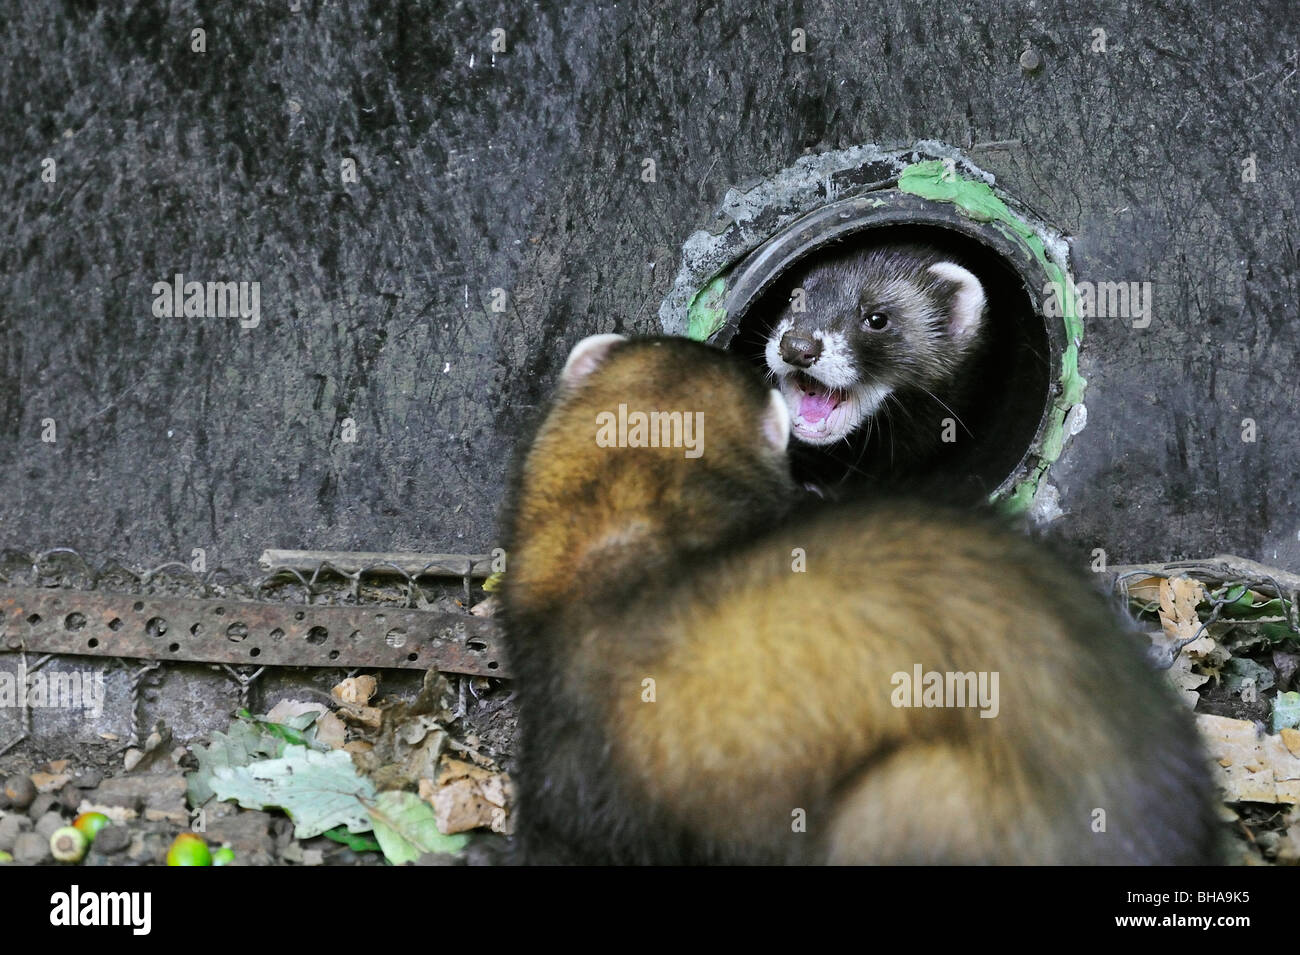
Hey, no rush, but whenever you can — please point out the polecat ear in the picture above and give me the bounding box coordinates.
[928,262,987,340]
[762,389,791,453]
[561,334,627,387]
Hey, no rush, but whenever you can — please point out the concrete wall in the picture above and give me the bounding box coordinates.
[2,0,1296,573]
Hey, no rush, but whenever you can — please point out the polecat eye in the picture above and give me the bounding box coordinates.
[863,311,889,331]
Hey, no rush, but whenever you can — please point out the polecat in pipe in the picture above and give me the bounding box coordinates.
[757,241,991,492]
[501,334,1221,864]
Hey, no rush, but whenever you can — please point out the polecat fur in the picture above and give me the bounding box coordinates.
[500,334,1221,865]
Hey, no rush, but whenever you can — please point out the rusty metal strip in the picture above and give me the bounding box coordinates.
[0,586,509,678]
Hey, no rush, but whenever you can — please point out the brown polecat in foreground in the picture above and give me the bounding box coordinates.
[501,335,1221,864]
[754,241,991,494]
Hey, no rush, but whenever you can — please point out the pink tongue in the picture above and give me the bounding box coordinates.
[800,390,837,423]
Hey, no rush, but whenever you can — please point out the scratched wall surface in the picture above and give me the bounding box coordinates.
[0,0,1296,574]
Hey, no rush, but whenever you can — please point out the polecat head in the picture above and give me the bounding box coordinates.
[506,335,795,615]
[763,243,988,446]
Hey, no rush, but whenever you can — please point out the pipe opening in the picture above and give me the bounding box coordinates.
[720,207,1060,502]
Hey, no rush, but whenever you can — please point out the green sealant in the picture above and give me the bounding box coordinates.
[686,275,729,341]
[899,160,1086,513]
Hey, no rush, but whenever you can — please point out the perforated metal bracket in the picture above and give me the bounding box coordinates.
[0,586,509,677]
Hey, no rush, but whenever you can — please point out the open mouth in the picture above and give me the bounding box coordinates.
[782,371,857,445]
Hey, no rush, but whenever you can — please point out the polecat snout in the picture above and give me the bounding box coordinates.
[502,335,1221,865]
[760,241,988,478]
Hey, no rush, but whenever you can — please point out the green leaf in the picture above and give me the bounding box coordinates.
[1213,584,1290,620]
[256,720,312,748]
[1221,657,1275,694]
[187,716,291,806]
[246,708,332,749]
[322,826,383,853]
[210,745,377,839]
[1272,692,1300,733]
[367,791,468,865]
[1256,621,1300,646]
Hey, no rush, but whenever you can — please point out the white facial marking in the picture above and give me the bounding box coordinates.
[763,316,794,378]
[785,380,893,445]
[806,329,857,389]
[765,320,858,390]
[766,318,896,445]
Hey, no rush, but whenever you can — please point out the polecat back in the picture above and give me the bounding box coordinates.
[501,334,1221,865]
